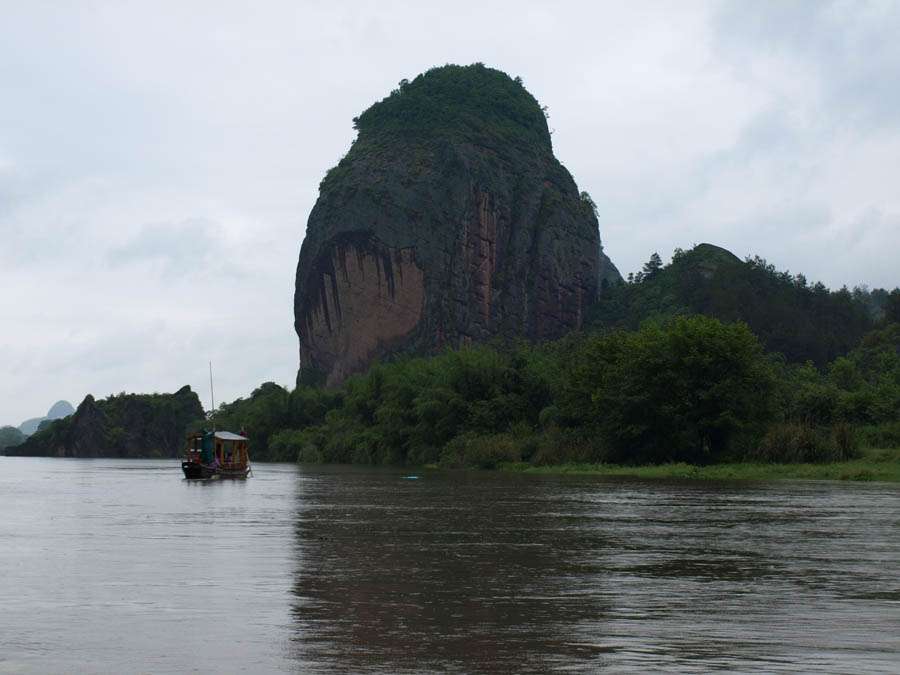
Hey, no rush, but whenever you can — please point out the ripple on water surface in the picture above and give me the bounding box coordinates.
[1,458,898,673]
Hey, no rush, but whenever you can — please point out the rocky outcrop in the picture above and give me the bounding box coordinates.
[8,386,204,458]
[294,64,618,385]
[598,246,622,292]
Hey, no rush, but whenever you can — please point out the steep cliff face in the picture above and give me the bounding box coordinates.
[8,386,204,458]
[295,64,618,385]
[598,247,622,292]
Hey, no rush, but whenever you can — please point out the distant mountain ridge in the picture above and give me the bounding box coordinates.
[7,387,203,458]
[18,400,75,436]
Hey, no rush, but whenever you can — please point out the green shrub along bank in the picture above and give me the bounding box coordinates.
[213,315,900,474]
[501,447,900,482]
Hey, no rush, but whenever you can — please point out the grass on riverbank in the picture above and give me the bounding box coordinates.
[499,447,900,482]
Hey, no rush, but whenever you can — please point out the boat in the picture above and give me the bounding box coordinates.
[182,430,251,479]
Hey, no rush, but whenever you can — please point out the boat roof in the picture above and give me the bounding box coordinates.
[214,431,248,441]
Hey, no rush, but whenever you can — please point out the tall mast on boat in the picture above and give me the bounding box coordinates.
[209,361,216,433]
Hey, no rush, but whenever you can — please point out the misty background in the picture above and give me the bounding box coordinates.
[2,1,899,423]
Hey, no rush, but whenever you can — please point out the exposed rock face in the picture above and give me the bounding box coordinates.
[8,386,203,458]
[64,395,112,457]
[295,64,618,385]
[598,247,622,292]
[299,233,426,385]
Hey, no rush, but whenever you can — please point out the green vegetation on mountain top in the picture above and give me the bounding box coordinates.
[353,63,551,150]
[318,63,556,200]
[591,244,888,365]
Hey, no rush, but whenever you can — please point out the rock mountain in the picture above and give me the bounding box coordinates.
[294,64,619,385]
[8,386,203,458]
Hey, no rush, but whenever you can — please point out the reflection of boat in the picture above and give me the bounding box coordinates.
[182,430,251,479]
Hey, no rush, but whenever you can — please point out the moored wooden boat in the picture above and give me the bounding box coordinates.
[182,430,251,479]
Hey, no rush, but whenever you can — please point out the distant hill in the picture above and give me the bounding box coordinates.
[589,243,880,365]
[18,400,76,436]
[7,387,204,458]
[0,426,26,454]
[47,400,75,419]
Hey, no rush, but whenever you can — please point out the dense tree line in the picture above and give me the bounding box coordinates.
[213,315,899,467]
[319,64,553,196]
[0,426,26,453]
[17,242,891,468]
[351,63,550,150]
[592,244,897,366]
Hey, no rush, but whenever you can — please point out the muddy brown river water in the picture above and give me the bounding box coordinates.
[1,458,898,673]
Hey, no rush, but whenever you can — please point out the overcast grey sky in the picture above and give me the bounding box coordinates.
[2,0,899,424]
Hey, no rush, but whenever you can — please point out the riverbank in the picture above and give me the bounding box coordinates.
[499,448,900,482]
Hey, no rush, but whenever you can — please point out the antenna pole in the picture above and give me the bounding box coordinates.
[209,361,216,432]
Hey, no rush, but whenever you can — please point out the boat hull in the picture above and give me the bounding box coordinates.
[217,467,251,479]
[182,461,250,480]
[182,461,212,479]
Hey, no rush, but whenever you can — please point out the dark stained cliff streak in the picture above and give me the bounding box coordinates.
[294,64,619,385]
[299,233,425,385]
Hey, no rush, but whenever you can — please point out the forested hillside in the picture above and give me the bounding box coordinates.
[214,316,900,468]
[13,244,896,470]
[590,244,897,365]
[8,386,203,458]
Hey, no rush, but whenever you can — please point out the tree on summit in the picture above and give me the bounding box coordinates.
[884,289,900,325]
[641,252,663,281]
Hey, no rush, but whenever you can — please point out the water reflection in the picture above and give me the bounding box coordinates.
[1,460,897,673]
[289,468,616,672]
[288,469,900,673]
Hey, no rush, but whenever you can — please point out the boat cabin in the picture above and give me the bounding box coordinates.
[184,430,249,470]
[215,431,249,469]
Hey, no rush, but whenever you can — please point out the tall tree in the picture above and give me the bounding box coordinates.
[641,252,663,280]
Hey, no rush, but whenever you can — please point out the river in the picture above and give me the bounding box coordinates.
[0,458,898,673]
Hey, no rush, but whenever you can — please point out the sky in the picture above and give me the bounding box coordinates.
[2,0,899,424]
